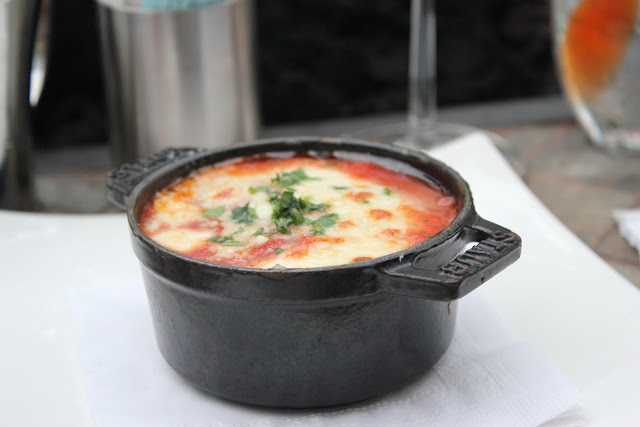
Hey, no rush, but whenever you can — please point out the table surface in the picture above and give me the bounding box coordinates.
[6,134,640,426]
[494,122,640,288]
[32,118,640,289]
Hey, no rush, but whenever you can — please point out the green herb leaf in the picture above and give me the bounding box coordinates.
[223,241,244,246]
[274,248,283,255]
[290,207,304,225]
[207,227,244,245]
[253,227,264,236]
[331,186,348,190]
[306,213,339,235]
[276,217,293,234]
[249,185,271,194]
[384,187,392,196]
[232,203,258,225]
[362,200,370,204]
[303,199,330,212]
[203,206,225,218]
[271,168,320,187]
[313,213,339,228]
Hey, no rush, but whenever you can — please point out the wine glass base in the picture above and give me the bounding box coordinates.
[344,121,526,176]
[344,121,506,150]
[592,130,640,157]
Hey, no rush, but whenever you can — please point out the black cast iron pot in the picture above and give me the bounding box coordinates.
[106,137,521,409]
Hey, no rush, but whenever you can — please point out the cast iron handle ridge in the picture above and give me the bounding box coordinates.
[379,217,522,301]
[106,147,205,210]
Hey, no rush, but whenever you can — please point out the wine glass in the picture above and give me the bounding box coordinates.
[348,0,506,151]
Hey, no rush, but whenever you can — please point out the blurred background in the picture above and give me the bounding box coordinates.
[31,0,560,149]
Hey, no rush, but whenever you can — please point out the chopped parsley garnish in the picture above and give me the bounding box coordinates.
[331,186,348,190]
[223,241,244,247]
[232,203,258,225]
[384,187,392,196]
[362,200,370,204]
[306,213,339,235]
[207,227,245,246]
[270,189,331,234]
[202,206,225,218]
[253,227,277,237]
[248,185,271,194]
[276,217,294,234]
[271,168,320,187]
[310,213,339,228]
[207,236,231,243]
[274,248,283,255]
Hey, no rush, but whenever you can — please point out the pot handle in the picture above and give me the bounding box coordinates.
[377,216,521,301]
[106,147,205,210]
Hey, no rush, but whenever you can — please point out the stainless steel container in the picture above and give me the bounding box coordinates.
[96,0,258,165]
[0,0,39,210]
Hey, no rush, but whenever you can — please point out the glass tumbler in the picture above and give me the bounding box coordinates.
[552,0,640,154]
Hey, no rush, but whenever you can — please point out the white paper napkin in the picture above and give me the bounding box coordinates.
[68,278,581,427]
[613,209,640,262]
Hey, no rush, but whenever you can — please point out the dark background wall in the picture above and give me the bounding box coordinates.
[256,0,559,125]
[33,0,560,148]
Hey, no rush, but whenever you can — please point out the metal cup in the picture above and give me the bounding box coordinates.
[0,0,40,211]
[96,0,259,166]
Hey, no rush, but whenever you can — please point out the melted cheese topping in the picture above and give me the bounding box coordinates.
[139,156,459,268]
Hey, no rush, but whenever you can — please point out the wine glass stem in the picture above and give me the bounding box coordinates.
[408,0,437,142]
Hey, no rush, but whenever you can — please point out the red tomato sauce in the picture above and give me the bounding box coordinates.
[335,161,447,208]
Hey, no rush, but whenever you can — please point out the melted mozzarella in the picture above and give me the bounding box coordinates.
[139,157,458,268]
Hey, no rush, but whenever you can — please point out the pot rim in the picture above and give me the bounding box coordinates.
[124,136,475,275]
